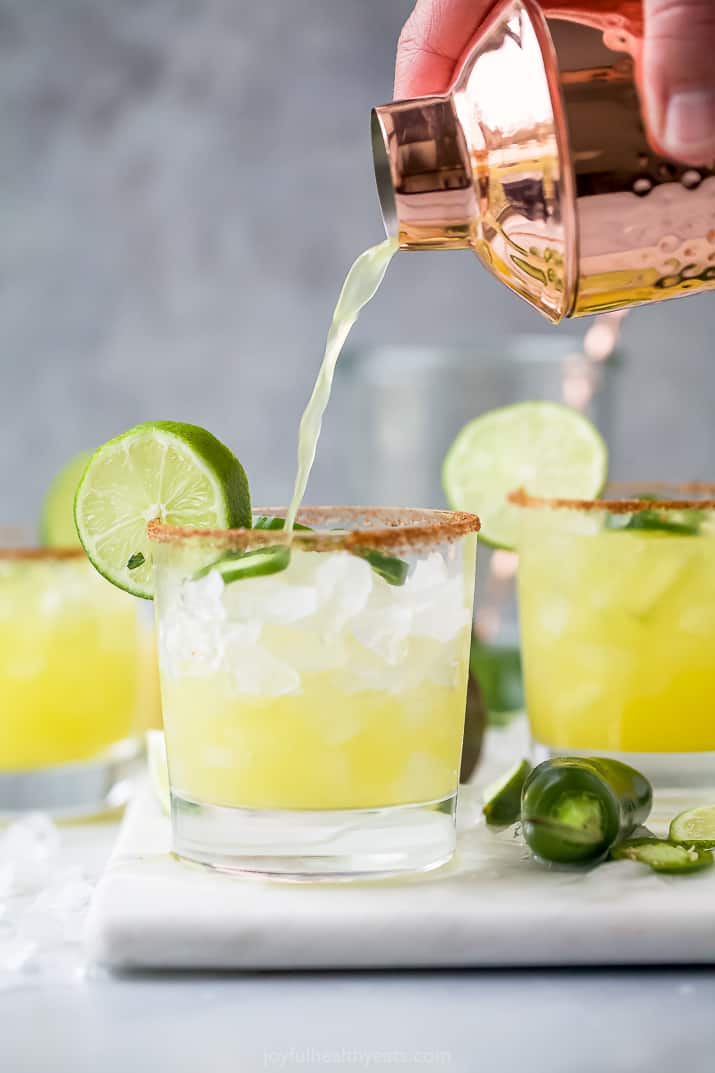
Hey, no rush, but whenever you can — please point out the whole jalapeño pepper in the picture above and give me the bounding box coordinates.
[521,757,652,865]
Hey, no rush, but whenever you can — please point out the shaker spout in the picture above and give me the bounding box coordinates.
[371,100,476,251]
[371,110,398,241]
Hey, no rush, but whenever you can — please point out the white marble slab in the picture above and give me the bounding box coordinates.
[87,772,715,971]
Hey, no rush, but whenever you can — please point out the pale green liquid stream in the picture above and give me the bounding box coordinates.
[285,237,398,531]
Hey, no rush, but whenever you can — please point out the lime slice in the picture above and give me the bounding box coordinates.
[442,402,607,549]
[610,837,714,874]
[146,730,170,815]
[482,758,531,827]
[74,421,251,598]
[669,805,715,848]
[40,451,92,547]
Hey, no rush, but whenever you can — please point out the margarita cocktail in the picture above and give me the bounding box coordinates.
[513,486,715,787]
[70,234,461,879]
[150,508,478,876]
[0,546,143,814]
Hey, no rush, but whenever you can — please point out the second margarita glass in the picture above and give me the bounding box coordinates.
[511,484,715,790]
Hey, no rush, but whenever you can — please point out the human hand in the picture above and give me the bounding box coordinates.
[394,0,715,164]
[642,0,715,163]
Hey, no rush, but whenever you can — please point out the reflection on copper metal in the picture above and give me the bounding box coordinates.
[372,0,715,322]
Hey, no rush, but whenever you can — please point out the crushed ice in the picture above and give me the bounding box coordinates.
[0,814,94,990]
[314,553,373,630]
[161,547,472,692]
[180,570,226,622]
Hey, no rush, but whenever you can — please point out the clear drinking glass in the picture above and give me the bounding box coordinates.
[339,336,622,721]
[0,544,143,815]
[512,484,715,790]
[149,507,479,879]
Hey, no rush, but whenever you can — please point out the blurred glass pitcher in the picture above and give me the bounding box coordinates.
[372,0,715,322]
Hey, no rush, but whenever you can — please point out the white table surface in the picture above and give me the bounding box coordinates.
[4,725,715,1072]
[5,859,715,1073]
[88,781,715,971]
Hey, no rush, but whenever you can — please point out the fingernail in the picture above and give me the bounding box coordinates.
[663,90,715,161]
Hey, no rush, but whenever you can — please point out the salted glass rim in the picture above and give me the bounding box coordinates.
[0,548,86,561]
[0,527,86,562]
[147,506,480,552]
[508,482,715,514]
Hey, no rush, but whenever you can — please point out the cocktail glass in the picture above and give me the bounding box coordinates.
[0,541,144,815]
[339,335,622,725]
[511,484,715,790]
[149,507,479,878]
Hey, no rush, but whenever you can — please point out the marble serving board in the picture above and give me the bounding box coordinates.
[87,726,715,971]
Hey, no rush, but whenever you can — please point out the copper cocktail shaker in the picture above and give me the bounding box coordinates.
[372,0,715,321]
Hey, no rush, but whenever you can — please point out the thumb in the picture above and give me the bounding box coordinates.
[394,0,496,100]
[643,0,715,164]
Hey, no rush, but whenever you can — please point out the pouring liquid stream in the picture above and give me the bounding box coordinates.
[285,236,398,532]
[284,232,623,534]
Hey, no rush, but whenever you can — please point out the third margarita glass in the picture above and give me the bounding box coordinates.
[0,542,142,815]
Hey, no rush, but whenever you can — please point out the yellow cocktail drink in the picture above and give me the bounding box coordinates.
[163,665,466,811]
[0,552,141,775]
[151,507,478,876]
[515,487,715,780]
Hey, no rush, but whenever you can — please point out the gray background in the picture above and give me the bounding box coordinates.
[3,0,714,527]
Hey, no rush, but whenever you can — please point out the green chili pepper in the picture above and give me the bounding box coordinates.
[521,757,652,865]
[194,545,291,584]
[603,493,704,536]
[352,547,408,586]
[610,838,714,874]
[253,516,313,532]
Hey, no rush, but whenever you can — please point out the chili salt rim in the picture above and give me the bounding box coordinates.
[508,482,715,514]
[147,506,480,552]
[0,547,86,561]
